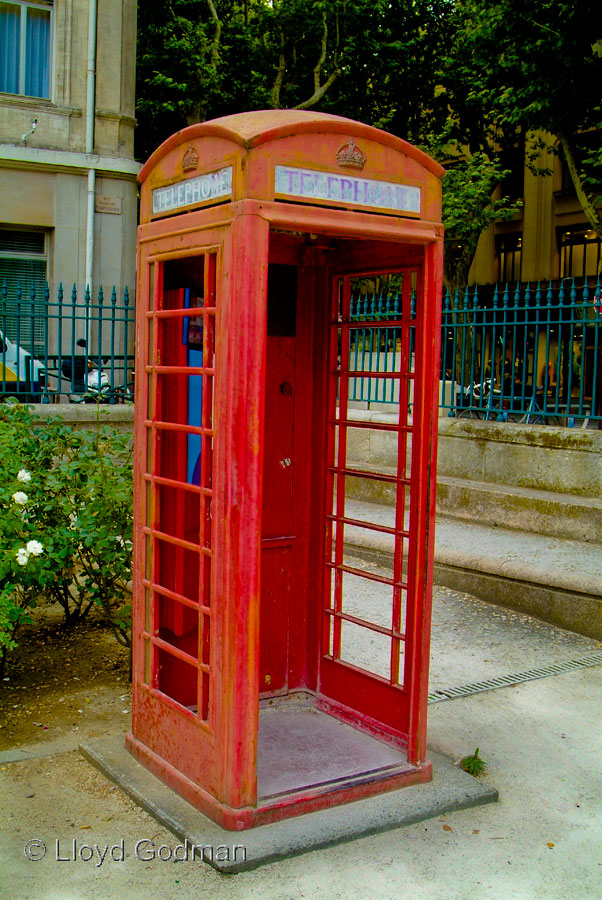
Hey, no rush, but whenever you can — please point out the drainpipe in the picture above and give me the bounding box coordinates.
[85,0,98,294]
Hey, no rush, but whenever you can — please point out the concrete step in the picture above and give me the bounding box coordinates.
[344,463,602,543]
[342,497,602,641]
[437,476,602,543]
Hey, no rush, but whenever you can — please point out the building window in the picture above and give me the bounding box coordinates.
[559,226,601,280]
[0,1,52,99]
[0,229,47,351]
[497,233,522,284]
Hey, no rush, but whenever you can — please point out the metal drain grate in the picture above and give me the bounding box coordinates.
[428,651,602,704]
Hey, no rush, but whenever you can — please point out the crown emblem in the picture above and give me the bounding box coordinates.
[336,137,367,170]
[182,144,199,172]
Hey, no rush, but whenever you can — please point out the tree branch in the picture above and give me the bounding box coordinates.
[294,10,341,110]
[559,135,602,240]
[206,0,222,72]
[270,30,286,108]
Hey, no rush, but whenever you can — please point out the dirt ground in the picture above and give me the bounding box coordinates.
[0,605,131,753]
[1,592,601,900]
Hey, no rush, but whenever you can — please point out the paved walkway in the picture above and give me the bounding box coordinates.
[1,582,601,898]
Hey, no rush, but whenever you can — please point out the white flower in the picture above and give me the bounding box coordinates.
[12,492,28,505]
[17,470,31,483]
[16,548,29,566]
[26,540,44,556]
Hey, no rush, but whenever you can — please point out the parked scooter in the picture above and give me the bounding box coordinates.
[61,339,116,403]
[0,330,45,402]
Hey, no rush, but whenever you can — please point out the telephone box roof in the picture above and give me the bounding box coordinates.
[138,109,445,184]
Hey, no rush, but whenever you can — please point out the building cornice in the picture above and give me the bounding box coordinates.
[0,145,142,179]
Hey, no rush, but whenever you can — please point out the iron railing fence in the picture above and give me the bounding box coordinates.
[2,278,600,425]
[348,280,601,427]
[0,281,135,404]
[441,280,601,426]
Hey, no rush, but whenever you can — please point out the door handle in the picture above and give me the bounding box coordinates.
[279,458,292,468]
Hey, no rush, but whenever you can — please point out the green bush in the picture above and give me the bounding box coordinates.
[0,402,133,674]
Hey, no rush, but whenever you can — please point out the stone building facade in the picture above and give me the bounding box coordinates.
[470,140,601,287]
[0,0,139,304]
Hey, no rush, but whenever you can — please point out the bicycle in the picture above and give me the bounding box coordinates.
[453,381,560,425]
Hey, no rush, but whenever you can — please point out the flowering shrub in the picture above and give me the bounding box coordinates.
[0,402,133,674]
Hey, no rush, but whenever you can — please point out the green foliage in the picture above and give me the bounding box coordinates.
[135,0,452,161]
[460,747,487,777]
[446,0,602,238]
[438,151,523,292]
[0,403,133,673]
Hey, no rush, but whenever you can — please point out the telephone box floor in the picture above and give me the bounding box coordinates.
[257,697,411,801]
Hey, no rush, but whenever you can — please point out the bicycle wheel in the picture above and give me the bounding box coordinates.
[519,410,547,425]
[457,407,483,419]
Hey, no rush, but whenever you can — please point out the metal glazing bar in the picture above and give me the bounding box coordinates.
[328,465,410,485]
[323,609,406,640]
[326,560,406,588]
[145,420,214,437]
[325,514,404,537]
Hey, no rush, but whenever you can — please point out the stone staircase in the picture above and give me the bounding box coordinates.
[344,413,602,639]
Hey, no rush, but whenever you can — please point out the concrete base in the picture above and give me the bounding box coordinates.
[80,735,498,873]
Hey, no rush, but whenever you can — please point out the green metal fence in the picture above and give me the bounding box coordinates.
[441,280,601,426]
[0,281,134,404]
[348,279,601,427]
[2,277,600,424]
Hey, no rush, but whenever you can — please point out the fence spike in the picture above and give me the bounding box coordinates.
[84,284,91,305]
[124,285,130,306]
[558,280,565,304]
[111,285,117,306]
[58,282,64,305]
[583,277,589,303]
[502,284,509,307]
[546,280,553,303]
[514,282,521,306]
[472,284,479,308]
[98,285,104,305]
[492,285,499,307]
[71,283,78,304]
[377,291,383,317]
[444,288,450,311]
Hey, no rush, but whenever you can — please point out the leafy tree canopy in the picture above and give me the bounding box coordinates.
[445,0,602,239]
[135,0,451,161]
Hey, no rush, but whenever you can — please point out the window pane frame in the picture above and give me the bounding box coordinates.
[0,0,52,99]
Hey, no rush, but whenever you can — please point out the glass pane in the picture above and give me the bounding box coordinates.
[154,536,200,604]
[157,483,200,544]
[339,562,392,630]
[157,647,198,711]
[25,7,50,98]
[339,619,390,680]
[158,595,198,658]
[0,3,20,94]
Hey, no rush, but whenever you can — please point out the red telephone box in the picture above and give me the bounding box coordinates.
[128,110,444,830]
